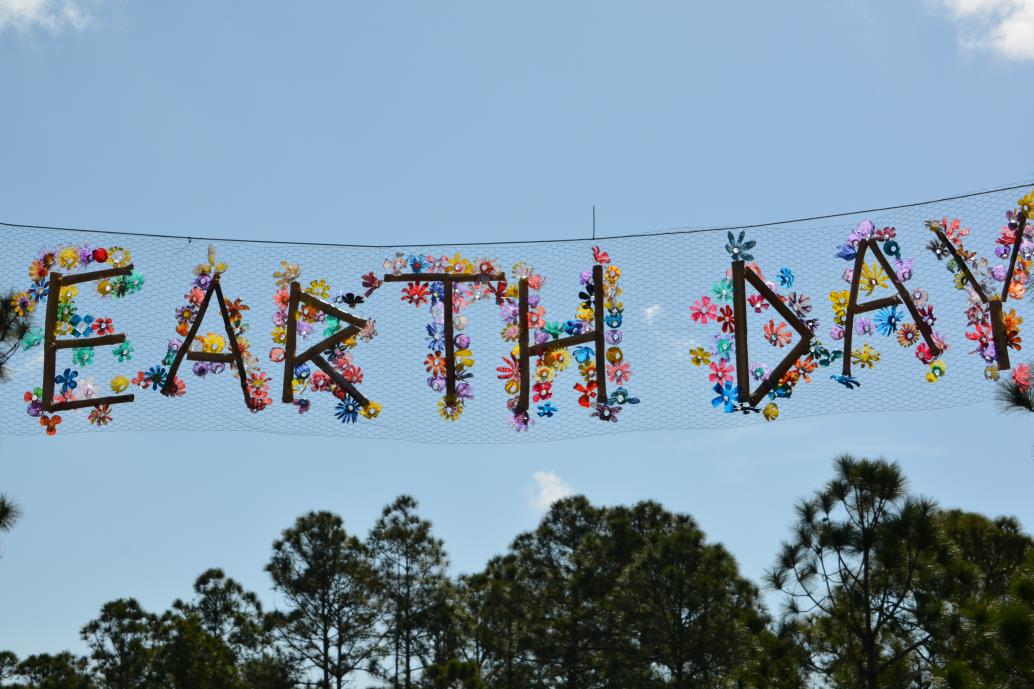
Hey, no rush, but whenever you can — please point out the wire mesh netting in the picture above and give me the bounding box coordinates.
[2,184,1032,442]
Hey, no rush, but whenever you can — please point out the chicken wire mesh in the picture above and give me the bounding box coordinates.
[1,183,1032,443]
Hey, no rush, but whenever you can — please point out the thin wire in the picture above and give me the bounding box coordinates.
[1,181,1031,250]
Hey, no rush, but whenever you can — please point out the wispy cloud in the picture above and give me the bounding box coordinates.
[938,0,1034,60]
[644,304,663,325]
[0,0,94,33]
[528,470,573,511]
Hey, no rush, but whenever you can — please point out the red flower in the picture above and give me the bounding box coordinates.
[401,282,430,307]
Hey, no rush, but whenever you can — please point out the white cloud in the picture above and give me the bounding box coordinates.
[528,470,573,511]
[0,0,93,33]
[644,304,663,325]
[939,0,1034,60]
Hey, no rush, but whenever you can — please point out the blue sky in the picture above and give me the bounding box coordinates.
[2,0,1034,658]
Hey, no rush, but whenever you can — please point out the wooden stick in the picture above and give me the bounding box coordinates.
[934,229,988,302]
[592,265,608,405]
[282,281,300,403]
[443,279,456,401]
[294,326,360,366]
[41,272,62,411]
[54,333,126,350]
[731,264,814,406]
[750,337,812,407]
[308,352,370,408]
[58,263,134,286]
[841,245,868,377]
[162,276,218,395]
[213,279,254,408]
[867,239,940,357]
[187,351,236,363]
[530,331,595,357]
[384,272,504,283]
[933,227,1016,369]
[518,278,530,412]
[1000,212,1028,302]
[49,394,135,412]
[989,300,1011,371]
[297,292,366,329]
[731,261,750,402]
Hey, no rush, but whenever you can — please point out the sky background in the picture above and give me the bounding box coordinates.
[3,0,1034,659]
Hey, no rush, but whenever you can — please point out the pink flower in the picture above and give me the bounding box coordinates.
[708,359,734,384]
[1013,364,1032,392]
[691,296,718,324]
[607,361,632,384]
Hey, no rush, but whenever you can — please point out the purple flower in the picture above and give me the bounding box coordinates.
[990,265,1007,282]
[829,325,845,341]
[534,330,550,345]
[454,333,471,349]
[456,382,473,400]
[605,329,623,345]
[428,376,446,392]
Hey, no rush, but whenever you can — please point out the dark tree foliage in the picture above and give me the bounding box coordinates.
[0,493,21,557]
[767,455,940,689]
[0,290,33,381]
[2,483,1033,689]
[368,495,449,689]
[266,510,382,689]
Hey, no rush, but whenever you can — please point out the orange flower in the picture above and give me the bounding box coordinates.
[425,352,446,376]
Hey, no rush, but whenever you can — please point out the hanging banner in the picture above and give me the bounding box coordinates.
[2,185,1032,442]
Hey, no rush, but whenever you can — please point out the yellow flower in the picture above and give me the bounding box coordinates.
[59,285,78,301]
[108,246,131,268]
[273,261,301,287]
[454,348,475,369]
[1019,189,1034,215]
[292,377,307,394]
[437,398,463,420]
[576,306,594,322]
[58,246,80,270]
[194,245,228,276]
[535,365,555,383]
[545,349,572,371]
[926,359,947,383]
[10,292,33,317]
[503,379,520,395]
[201,333,226,353]
[762,402,779,421]
[448,253,474,275]
[828,290,849,312]
[984,365,1000,381]
[859,262,888,296]
[341,335,358,349]
[689,347,711,366]
[604,266,622,283]
[271,325,286,345]
[360,400,382,419]
[96,280,113,297]
[953,272,968,290]
[851,344,880,369]
[110,375,130,393]
[306,279,330,299]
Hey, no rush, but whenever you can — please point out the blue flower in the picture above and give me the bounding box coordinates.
[832,374,861,389]
[883,239,901,259]
[608,387,640,405]
[573,347,594,364]
[834,243,857,261]
[874,305,902,336]
[428,282,445,303]
[605,313,622,328]
[145,366,168,391]
[294,364,311,380]
[426,323,445,351]
[777,267,794,288]
[725,231,756,262]
[711,381,738,413]
[55,368,78,394]
[564,320,582,336]
[536,402,557,417]
[335,397,360,423]
[28,280,49,303]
